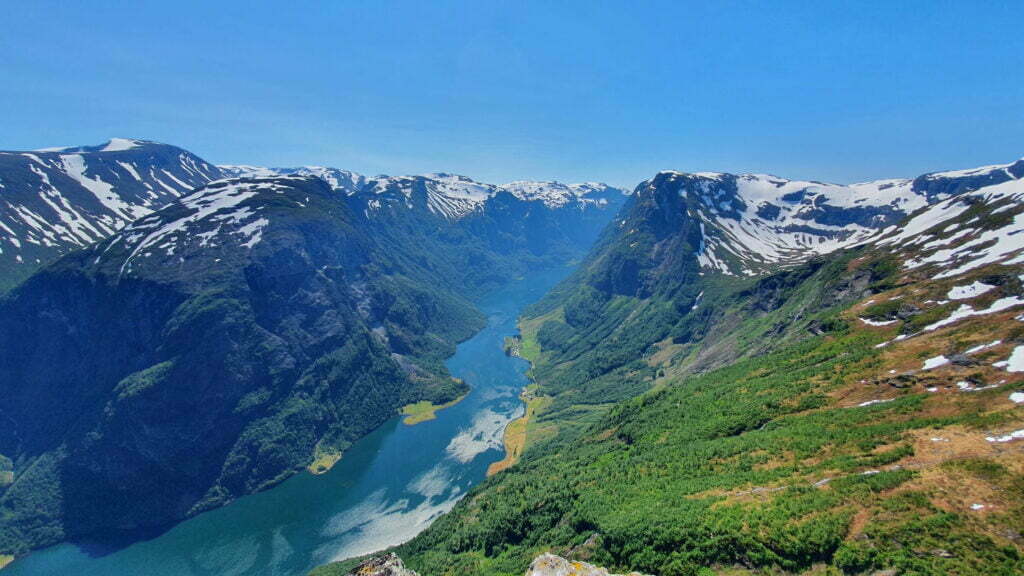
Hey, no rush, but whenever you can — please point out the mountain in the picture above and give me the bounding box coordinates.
[594,158,1022,281]
[0,176,483,553]
[348,174,627,291]
[218,166,629,292]
[219,166,624,222]
[356,173,621,222]
[0,139,223,290]
[510,158,1024,395]
[333,159,1024,576]
[220,165,367,194]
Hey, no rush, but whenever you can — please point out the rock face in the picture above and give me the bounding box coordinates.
[346,553,420,576]
[526,554,651,576]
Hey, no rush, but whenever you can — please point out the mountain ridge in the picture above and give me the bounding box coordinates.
[220,164,628,221]
[620,157,1023,277]
[0,140,629,293]
[0,139,223,290]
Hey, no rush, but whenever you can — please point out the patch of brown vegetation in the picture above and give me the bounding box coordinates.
[846,508,872,540]
[902,426,998,469]
[487,389,550,476]
[752,450,795,472]
[647,337,682,367]
[885,425,1024,548]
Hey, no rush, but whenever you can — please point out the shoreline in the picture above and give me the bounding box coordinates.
[487,387,533,476]
[489,315,547,477]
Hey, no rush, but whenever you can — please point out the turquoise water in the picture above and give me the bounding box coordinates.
[7,268,569,576]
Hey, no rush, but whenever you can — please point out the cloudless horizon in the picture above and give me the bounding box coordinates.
[3,1,1022,188]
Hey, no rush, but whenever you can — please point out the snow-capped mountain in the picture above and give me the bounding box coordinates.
[218,165,626,221]
[105,176,312,281]
[874,161,1024,278]
[219,165,367,194]
[0,139,222,289]
[217,164,282,179]
[357,173,624,220]
[501,180,620,209]
[628,158,1023,277]
[342,173,629,292]
[357,173,498,220]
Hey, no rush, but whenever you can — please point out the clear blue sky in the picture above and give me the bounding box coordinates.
[3,1,1021,187]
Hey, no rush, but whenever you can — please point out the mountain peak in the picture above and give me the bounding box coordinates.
[621,158,1022,278]
[88,175,340,283]
[100,137,146,152]
[32,138,164,154]
[0,140,224,289]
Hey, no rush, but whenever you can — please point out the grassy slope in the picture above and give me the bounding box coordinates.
[393,297,1023,575]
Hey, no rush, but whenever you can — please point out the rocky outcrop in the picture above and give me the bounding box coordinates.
[526,554,652,576]
[342,553,650,576]
[346,553,419,576]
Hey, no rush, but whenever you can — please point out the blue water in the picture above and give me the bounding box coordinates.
[7,268,569,576]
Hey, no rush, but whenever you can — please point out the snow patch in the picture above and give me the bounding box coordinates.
[922,297,1024,332]
[859,317,897,327]
[986,429,1024,443]
[60,154,142,220]
[996,346,1024,372]
[101,138,143,152]
[947,281,996,300]
[921,355,950,370]
[857,399,894,408]
[965,340,1002,355]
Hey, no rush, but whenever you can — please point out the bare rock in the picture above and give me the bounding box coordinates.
[347,553,419,576]
[949,354,978,367]
[526,553,652,576]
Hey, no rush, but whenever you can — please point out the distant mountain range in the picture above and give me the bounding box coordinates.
[0,140,627,291]
[221,165,622,217]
